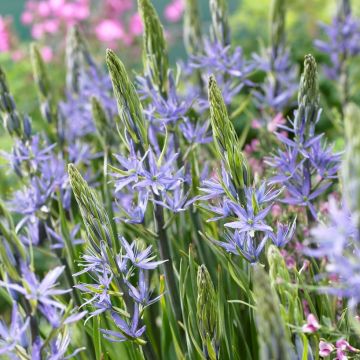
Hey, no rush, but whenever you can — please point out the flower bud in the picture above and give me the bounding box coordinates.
[138,0,169,95]
[197,265,218,358]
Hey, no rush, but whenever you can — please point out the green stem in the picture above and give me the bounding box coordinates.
[153,198,182,322]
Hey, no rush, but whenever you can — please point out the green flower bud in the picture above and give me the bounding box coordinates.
[106,49,148,147]
[298,54,319,110]
[252,265,294,360]
[210,0,230,47]
[269,0,286,60]
[68,164,116,252]
[30,43,58,123]
[91,96,116,146]
[184,0,203,55]
[295,54,320,134]
[138,0,169,95]
[268,245,302,326]
[0,67,28,140]
[65,26,95,93]
[197,265,218,359]
[208,75,251,202]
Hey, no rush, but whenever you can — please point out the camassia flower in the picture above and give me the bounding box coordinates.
[267,55,339,219]
[0,265,70,311]
[0,303,29,355]
[101,306,146,343]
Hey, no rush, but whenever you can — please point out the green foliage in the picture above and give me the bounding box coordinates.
[252,265,294,360]
[343,103,360,224]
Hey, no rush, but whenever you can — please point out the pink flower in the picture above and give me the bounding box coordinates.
[73,4,90,21]
[267,112,285,132]
[41,46,53,62]
[21,12,33,25]
[302,299,310,317]
[280,250,296,269]
[105,0,132,15]
[248,157,263,175]
[164,0,184,23]
[319,341,334,357]
[251,119,262,129]
[0,16,11,52]
[95,19,124,44]
[244,139,260,155]
[11,50,24,62]
[336,339,359,353]
[37,2,51,17]
[43,19,59,33]
[302,314,320,333]
[49,0,65,12]
[31,23,45,39]
[129,13,143,36]
[271,204,282,218]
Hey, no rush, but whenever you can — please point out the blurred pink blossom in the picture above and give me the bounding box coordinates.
[271,204,282,218]
[95,19,124,44]
[251,119,262,129]
[11,50,24,62]
[164,0,184,22]
[41,46,54,62]
[319,341,334,357]
[129,13,143,36]
[21,0,145,49]
[21,12,33,25]
[0,16,11,52]
[302,314,320,333]
[244,139,260,155]
[280,250,296,269]
[302,299,310,317]
[336,339,359,353]
[267,112,285,132]
[335,339,359,360]
[105,0,133,16]
[22,0,90,39]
